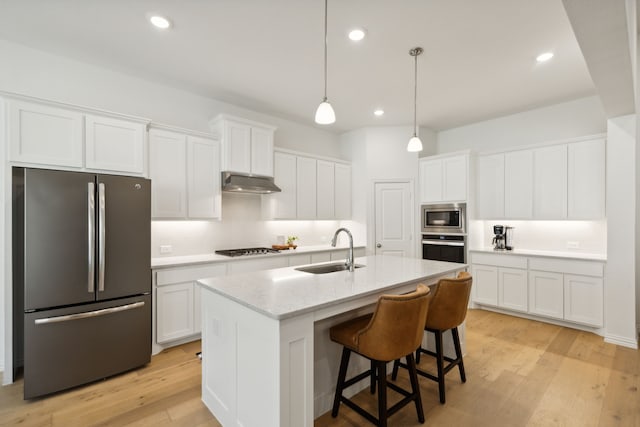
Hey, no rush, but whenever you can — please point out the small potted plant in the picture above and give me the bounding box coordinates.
[287,236,298,249]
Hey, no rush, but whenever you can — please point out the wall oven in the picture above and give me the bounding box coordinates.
[421,203,466,263]
[422,234,466,263]
[421,203,466,234]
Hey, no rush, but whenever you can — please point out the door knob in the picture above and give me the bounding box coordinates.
[376,243,382,248]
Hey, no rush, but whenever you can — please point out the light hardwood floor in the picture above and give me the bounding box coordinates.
[1,309,639,426]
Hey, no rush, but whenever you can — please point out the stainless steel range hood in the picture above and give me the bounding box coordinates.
[221,172,281,194]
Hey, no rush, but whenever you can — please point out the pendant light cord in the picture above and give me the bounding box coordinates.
[413,51,418,137]
[323,0,328,100]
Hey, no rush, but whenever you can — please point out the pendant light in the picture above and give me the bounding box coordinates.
[315,0,336,124]
[407,47,423,152]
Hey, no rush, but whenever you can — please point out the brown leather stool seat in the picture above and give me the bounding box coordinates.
[330,284,431,427]
[392,271,473,404]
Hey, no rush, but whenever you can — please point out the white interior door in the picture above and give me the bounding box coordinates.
[374,181,413,257]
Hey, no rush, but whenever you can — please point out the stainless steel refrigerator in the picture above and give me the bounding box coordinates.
[13,167,151,399]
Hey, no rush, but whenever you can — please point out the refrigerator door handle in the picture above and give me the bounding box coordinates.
[88,182,95,293]
[34,301,145,325]
[98,182,106,292]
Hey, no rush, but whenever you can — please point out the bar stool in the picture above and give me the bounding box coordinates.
[392,271,473,404]
[329,284,431,427]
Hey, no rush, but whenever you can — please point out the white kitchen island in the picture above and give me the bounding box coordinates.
[197,255,467,427]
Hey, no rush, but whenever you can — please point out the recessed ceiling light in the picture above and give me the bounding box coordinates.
[374,109,384,116]
[348,28,366,41]
[536,52,554,62]
[150,15,171,29]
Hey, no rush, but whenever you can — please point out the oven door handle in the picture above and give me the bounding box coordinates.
[422,240,465,247]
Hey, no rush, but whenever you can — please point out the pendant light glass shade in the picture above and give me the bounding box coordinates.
[407,135,423,152]
[315,0,335,124]
[315,98,336,124]
[407,47,423,152]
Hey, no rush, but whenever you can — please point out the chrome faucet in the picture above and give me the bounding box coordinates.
[331,228,354,272]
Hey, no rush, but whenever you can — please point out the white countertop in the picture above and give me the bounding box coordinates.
[151,244,366,268]
[469,247,607,262]
[197,255,466,320]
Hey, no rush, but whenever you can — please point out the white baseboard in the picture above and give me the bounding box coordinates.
[604,333,638,349]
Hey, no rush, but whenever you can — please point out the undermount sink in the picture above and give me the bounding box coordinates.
[295,262,365,274]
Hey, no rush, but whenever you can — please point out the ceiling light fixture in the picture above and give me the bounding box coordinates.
[150,15,171,29]
[536,52,554,62]
[315,0,336,125]
[348,28,366,41]
[374,109,385,116]
[407,47,424,152]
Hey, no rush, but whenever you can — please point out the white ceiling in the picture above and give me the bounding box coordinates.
[0,0,597,133]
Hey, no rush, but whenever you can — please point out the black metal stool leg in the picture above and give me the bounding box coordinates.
[391,358,400,380]
[407,353,425,423]
[452,327,466,383]
[332,347,351,417]
[370,359,376,394]
[435,330,446,404]
[377,360,388,427]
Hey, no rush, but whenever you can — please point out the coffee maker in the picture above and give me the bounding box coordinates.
[492,225,506,250]
[492,225,514,251]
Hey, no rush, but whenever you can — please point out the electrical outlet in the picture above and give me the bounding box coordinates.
[160,245,173,254]
[566,241,580,249]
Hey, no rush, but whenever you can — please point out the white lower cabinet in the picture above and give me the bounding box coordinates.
[157,282,195,343]
[563,274,603,326]
[155,263,227,345]
[471,251,604,329]
[498,267,528,312]
[471,264,498,306]
[528,270,564,320]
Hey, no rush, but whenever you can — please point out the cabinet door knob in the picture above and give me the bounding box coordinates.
[376,243,382,248]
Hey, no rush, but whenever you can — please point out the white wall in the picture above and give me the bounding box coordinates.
[340,126,426,256]
[437,96,607,153]
[605,114,637,348]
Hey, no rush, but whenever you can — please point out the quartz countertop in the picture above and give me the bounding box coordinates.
[197,255,466,320]
[469,247,607,262]
[151,244,366,269]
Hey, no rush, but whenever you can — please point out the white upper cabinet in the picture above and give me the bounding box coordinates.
[316,160,335,219]
[269,152,297,219]
[187,136,221,219]
[533,145,567,219]
[476,153,504,219]
[7,97,148,174]
[568,138,605,219]
[149,126,221,220]
[266,150,351,220]
[250,126,275,176]
[149,129,187,218]
[443,155,467,201]
[419,153,468,204]
[296,156,317,219]
[212,114,276,177]
[334,163,352,219]
[9,100,84,168]
[504,150,533,219]
[475,136,605,220]
[85,114,145,174]
[420,158,443,203]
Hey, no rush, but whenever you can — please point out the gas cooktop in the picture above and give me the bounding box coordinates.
[215,247,280,257]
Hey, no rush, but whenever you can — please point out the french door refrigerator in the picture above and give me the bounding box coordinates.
[13,167,151,399]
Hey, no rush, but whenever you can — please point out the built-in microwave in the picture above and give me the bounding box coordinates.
[421,203,466,234]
